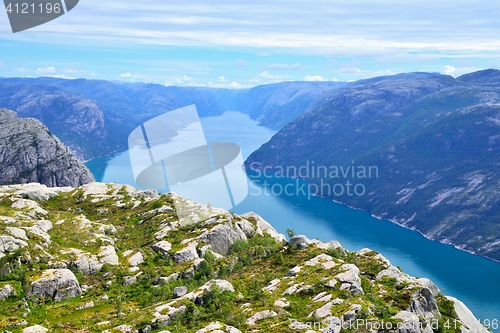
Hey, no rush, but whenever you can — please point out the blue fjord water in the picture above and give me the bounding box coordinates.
[86,111,500,325]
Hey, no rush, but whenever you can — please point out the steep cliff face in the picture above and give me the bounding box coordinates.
[0,108,95,187]
[246,70,500,261]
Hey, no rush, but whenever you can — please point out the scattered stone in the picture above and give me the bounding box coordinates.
[128,252,144,267]
[99,246,119,265]
[173,286,188,298]
[123,275,138,286]
[173,242,199,263]
[0,235,29,254]
[263,279,281,293]
[151,240,172,257]
[377,265,414,285]
[311,301,333,319]
[274,298,290,308]
[73,252,102,275]
[207,223,247,255]
[407,288,439,319]
[286,266,302,277]
[23,325,48,333]
[76,301,95,310]
[5,227,28,240]
[240,212,286,243]
[246,310,278,325]
[156,273,180,285]
[325,278,338,288]
[0,284,14,300]
[30,269,82,301]
[335,264,364,295]
[195,321,241,333]
[288,235,311,249]
[416,278,441,296]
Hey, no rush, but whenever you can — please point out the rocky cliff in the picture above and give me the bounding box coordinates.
[0,182,489,333]
[246,69,500,261]
[0,108,95,187]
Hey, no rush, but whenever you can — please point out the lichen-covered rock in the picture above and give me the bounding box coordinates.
[335,264,364,295]
[99,245,119,265]
[23,325,48,333]
[407,287,439,319]
[0,235,29,254]
[246,310,278,325]
[173,242,199,263]
[0,284,14,300]
[151,240,172,257]
[196,321,242,333]
[30,269,82,301]
[289,235,311,249]
[207,223,247,255]
[240,212,286,243]
[173,286,188,298]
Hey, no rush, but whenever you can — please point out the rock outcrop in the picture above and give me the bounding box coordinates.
[0,182,490,333]
[30,269,82,301]
[0,109,94,187]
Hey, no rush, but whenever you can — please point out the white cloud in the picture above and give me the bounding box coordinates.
[253,71,289,82]
[256,52,271,57]
[235,59,247,67]
[218,76,228,82]
[303,75,327,81]
[444,65,456,76]
[119,72,152,79]
[331,67,396,78]
[263,63,304,70]
[443,65,479,77]
[0,61,5,67]
[48,74,75,79]
[65,68,98,76]
[36,66,56,74]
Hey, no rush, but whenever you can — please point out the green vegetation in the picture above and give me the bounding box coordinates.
[0,184,474,332]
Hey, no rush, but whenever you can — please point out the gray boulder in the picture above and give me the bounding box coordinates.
[73,253,102,276]
[0,235,29,253]
[407,287,439,319]
[173,242,199,263]
[207,223,247,255]
[288,235,311,249]
[173,286,188,298]
[240,212,286,243]
[335,264,364,295]
[30,269,82,301]
[0,284,14,300]
[151,240,172,258]
[23,325,49,333]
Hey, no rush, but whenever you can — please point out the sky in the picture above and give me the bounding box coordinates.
[0,0,500,88]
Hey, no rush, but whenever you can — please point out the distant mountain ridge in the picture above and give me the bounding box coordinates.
[246,69,500,261]
[0,108,94,187]
[0,78,343,160]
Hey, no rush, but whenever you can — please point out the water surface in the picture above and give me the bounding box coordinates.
[86,111,500,325]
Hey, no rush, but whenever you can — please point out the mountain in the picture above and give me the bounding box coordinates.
[0,78,225,160]
[246,69,500,261]
[0,108,94,187]
[237,81,345,129]
[0,182,488,333]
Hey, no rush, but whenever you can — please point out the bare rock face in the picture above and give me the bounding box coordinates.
[0,109,94,187]
[30,269,82,301]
